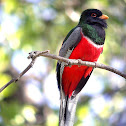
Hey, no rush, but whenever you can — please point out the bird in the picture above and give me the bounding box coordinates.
[56,9,109,126]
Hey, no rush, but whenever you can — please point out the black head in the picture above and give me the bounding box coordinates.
[79,9,108,28]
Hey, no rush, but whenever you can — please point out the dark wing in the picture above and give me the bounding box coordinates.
[56,26,82,90]
[72,70,93,98]
[56,62,61,89]
[59,26,82,57]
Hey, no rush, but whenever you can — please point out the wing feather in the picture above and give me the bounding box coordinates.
[56,26,82,89]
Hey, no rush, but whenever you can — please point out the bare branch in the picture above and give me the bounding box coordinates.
[30,51,126,79]
[0,50,126,93]
[0,50,49,93]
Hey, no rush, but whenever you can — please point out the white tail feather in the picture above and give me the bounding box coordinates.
[59,93,79,126]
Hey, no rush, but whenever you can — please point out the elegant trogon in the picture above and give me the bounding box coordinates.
[56,9,108,126]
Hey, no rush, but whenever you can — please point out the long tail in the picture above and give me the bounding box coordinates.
[59,92,79,126]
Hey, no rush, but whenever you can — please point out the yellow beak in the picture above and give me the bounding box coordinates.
[99,14,109,20]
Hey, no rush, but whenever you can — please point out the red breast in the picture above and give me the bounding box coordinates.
[62,32,103,97]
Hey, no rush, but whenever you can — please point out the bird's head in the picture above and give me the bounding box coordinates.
[79,9,109,29]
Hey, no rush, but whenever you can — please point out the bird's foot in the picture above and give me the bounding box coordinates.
[77,59,82,67]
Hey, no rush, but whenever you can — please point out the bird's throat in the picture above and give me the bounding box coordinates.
[81,24,105,45]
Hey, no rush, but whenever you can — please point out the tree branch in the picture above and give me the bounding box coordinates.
[0,50,126,93]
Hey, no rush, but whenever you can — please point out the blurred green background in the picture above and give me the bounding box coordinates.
[0,0,126,126]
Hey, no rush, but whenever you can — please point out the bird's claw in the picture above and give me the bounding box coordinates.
[77,59,82,67]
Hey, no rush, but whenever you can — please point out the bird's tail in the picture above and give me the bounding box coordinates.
[59,93,79,126]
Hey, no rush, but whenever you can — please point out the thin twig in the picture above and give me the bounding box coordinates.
[33,51,126,79]
[0,50,126,93]
[0,50,48,93]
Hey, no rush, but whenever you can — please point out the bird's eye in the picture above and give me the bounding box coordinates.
[91,13,97,17]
